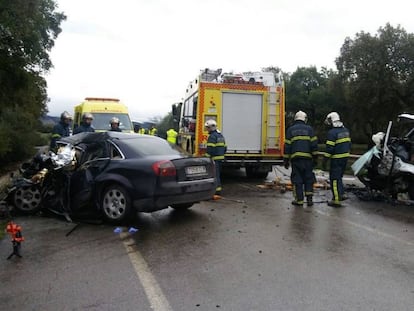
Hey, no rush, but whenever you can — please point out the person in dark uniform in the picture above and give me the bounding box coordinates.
[109,117,122,132]
[73,113,95,134]
[50,111,73,150]
[323,112,352,207]
[205,119,226,196]
[283,110,318,207]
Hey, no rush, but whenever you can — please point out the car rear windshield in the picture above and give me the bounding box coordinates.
[119,137,182,157]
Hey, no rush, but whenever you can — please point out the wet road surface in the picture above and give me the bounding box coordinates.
[1,169,413,310]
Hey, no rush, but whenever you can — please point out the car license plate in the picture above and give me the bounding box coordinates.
[185,165,207,175]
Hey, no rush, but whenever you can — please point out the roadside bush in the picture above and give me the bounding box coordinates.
[0,108,42,164]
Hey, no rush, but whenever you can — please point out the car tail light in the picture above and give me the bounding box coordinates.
[152,160,176,176]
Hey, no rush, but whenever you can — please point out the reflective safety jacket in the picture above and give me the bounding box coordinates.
[149,127,158,136]
[284,120,318,160]
[166,128,178,144]
[138,128,146,134]
[50,121,72,149]
[206,130,226,161]
[324,126,351,159]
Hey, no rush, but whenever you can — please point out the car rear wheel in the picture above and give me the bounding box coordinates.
[13,184,42,214]
[101,185,132,223]
[171,203,194,211]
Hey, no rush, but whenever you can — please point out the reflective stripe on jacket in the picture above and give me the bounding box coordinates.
[284,120,318,160]
[206,130,226,161]
[324,127,351,159]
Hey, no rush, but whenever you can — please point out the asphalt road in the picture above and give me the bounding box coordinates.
[1,169,413,311]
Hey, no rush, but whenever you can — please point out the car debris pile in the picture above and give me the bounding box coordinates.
[0,144,77,221]
[258,167,330,193]
[352,113,414,206]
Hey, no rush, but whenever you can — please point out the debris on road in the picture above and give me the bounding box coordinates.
[258,168,330,193]
[128,227,139,234]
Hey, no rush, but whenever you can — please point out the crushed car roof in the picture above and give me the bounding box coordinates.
[57,131,149,145]
[397,113,414,122]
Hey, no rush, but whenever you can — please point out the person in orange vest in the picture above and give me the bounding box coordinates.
[6,221,24,259]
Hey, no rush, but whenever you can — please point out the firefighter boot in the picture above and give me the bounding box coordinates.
[306,195,313,207]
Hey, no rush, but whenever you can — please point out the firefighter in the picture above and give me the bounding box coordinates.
[109,117,122,132]
[149,124,158,136]
[323,112,352,207]
[283,111,318,207]
[205,119,226,195]
[166,128,178,144]
[50,111,72,149]
[73,113,95,134]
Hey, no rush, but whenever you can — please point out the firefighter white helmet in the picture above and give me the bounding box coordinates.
[325,112,340,125]
[204,119,217,128]
[82,112,94,120]
[294,110,307,122]
[60,111,72,121]
[110,117,120,125]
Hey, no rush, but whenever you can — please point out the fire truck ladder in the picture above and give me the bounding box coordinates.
[266,86,280,150]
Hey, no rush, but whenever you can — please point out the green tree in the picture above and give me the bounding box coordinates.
[155,113,175,139]
[336,23,414,140]
[284,66,349,143]
[0,0,65,162]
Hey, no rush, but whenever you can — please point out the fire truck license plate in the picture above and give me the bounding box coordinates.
[185,166,207,175]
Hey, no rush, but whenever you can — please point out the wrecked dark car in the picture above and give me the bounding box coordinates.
[9,132,216,223]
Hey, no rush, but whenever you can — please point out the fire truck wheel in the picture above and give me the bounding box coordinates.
[101,185,132,223]
[13,185,42,214]
[245,167,268,179]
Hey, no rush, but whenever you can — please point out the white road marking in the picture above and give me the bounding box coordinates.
[120,232,173,311]
[314,209,414,246]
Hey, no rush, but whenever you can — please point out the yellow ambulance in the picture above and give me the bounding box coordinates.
[73,97,134,132]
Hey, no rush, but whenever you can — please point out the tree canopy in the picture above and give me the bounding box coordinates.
[281,23,414,144]
[0,0,65,162]
[336,23,414,138]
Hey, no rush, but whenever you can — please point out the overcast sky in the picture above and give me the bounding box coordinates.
[46,0,414,121]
